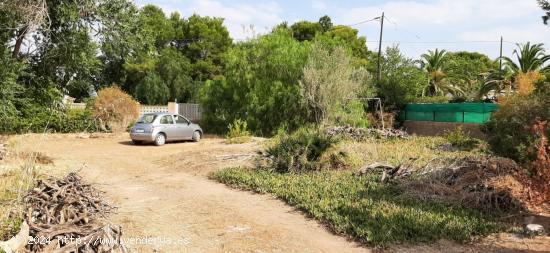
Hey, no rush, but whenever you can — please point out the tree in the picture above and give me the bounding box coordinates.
[0,0,49,58]
[539,0,550,24]
[318,15,333,32]
[378,46,427,108]
[0,47,25,121]
[300,43,370,125]
[155,48,194,102]
[98,0,143,88]
[444,51,497,99]
[135,72,169,104]
[291,21,322,41]
[421,49,462,96]
[182,14,232,80]
[200,31,311,135]
[324,26,369,63]
[138,5,174,50]
[476,69,513,100]
[502,42,550,74]
[501,43,549,95]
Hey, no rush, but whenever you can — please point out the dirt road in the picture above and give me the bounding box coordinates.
[15,134,369,253]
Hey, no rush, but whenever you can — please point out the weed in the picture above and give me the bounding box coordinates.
[444,126,479,151]
[225,119,252,144]
[264,127,337,172]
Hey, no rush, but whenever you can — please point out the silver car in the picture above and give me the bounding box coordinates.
[130,113,203,146]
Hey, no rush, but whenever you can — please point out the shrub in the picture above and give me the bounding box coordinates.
[264,127,338,172]
[225,119,252,144]
[318,145,362,170]
[92,87,140,133]
[300,42,371,126]
[0,106,99,134]
[485,90,550,164]
[334,100,369,128]
[443,126,479,151]
[412,96,449,104]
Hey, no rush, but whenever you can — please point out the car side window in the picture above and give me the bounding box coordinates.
[160,115,174,124]
[175,115,189,124]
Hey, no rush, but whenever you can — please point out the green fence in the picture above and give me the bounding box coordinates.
[400,103,498,124]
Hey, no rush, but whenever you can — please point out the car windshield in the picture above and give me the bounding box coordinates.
[137,114,157,124]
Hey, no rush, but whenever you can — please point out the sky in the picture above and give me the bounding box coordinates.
[135,0,550,60]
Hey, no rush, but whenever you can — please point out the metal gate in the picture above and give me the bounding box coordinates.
[178,103,202,121]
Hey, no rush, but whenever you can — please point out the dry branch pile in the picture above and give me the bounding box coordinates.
[24,173,126,253]
[325,126,409,141]
[403,157,527,213]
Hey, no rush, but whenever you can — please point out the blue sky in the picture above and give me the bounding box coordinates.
[135,0,550,59]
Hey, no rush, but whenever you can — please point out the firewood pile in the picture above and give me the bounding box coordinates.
[24,173,127,253]
[325,126,409,141]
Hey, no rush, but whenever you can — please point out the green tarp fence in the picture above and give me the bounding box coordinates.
[400,103,499,124]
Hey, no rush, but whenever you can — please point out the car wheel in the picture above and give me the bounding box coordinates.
[132,140,142,145]
[192,131,201,142]
[154,133,166,146]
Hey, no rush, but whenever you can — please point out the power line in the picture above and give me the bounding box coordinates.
[345,17,381,27]
[365,40,518,44]
[328,16,381,32]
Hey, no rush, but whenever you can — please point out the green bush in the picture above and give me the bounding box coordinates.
[443,126,479,151]
[485,91,550,163]
[334,100,369,128]
[264,127,338,172]
[0,106,99,134]
[200,31,311,136]
[225,119,252,144]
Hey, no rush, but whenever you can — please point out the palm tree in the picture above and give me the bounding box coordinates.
[475,69,513,100]
[501,42,550,74]
[420,49,462,96]
[499,43,550,96]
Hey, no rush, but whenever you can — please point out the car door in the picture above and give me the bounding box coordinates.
[174,115,193,139]
[159,115,177,140]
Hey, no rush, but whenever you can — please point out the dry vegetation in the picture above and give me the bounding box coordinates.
[92,87,140,133]
[25,173,125,252]
[0,138,40,243]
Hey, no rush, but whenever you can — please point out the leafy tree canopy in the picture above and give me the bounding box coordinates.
[539,0,550,24]
[378,46,427,109]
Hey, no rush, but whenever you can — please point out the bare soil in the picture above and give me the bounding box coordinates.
[12,133,368,253]
[9,133,550,253]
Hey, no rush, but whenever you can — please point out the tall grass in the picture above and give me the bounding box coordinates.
[0,138,39,241]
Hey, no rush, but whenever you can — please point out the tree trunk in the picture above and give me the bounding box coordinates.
[12,26,28,58]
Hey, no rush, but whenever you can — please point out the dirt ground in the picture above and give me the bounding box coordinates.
[8,133,550,253]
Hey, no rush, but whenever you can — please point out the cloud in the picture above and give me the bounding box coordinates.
[138,0,284,39]
[337,0,541,28]
[327,0,549,58]
[311,0,328,12]
[459,25,550,45]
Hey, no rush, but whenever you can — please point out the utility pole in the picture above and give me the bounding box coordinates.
[376,12,385,87]
[499,36,503,70]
